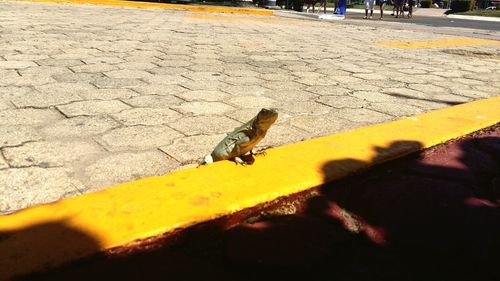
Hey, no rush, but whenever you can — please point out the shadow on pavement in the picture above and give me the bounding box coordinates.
[0,220,102,281]
[384,92,465,105]
[312,133,500,280]
[20,127,500,281]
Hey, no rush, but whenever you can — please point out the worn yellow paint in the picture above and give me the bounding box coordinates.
[378,37,500,48]
[1,97,500,280]
[186,13,302,23]
[17,0,275,16]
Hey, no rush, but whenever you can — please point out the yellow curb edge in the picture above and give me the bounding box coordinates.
[1,97,499,279]
[17,0,275,16]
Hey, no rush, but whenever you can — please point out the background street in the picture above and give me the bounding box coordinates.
[345,13,500,32]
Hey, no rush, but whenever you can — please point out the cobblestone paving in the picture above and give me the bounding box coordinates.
[0,1,499,213]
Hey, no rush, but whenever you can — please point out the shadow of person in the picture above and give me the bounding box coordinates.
[317,135,500,280]
[0,220,101,280]
[220,141,429,280]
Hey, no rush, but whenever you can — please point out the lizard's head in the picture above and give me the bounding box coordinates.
[255,108,278,130]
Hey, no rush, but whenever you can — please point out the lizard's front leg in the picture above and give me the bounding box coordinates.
[233,153,255,165]
[251,145,272,157]
[233,156,247,165]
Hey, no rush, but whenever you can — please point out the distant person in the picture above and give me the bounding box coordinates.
[334,0,339,14]
[305,0,327,14]
[364,0,376,19]
[338,0,347,15]
[379,0,388,19]
[395,0,404,18]
[407,0,415,18]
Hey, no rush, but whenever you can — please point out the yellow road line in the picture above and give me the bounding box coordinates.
[17,0,274,16]
[378,37,500,48]
[186,13,302,23]
[1,97,499,280]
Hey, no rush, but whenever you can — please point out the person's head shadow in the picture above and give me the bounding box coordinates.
[321,140,423,182]
[0,219,101,280]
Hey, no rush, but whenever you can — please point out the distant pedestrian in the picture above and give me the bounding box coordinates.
[338,0,347,15]
[407,0,415,18]
[364,0,376,19]
[395,0,404,18]
[379,0,388,19]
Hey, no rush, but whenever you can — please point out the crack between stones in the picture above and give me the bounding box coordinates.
[1,165,66,170]
[0,149,9,169]
[156,147,184,164]
[0,140,39,149]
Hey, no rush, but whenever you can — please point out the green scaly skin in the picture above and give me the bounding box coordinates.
[203,108,278,165]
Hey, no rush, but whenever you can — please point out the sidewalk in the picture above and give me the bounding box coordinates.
[305,6,500,22]
[298,7,447,16]
[447,13,500,22]
[1,0,499,215]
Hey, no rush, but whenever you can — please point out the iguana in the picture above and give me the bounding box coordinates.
[203,108,278,165]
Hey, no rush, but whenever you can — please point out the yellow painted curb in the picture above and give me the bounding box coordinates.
[378,37,500,48]
[17,0,275,16]
[1,97,499,279]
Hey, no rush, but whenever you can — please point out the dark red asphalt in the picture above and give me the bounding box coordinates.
[24,125,500,281]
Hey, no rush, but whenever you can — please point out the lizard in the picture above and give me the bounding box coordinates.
[202,108,278,165]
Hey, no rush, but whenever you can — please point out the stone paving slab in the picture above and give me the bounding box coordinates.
[0,167,83,213]
[0,0,499,213]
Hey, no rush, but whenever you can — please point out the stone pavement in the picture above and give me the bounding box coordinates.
[0,0,499,214]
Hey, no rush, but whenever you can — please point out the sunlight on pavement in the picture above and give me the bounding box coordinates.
[186,13,303,23]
